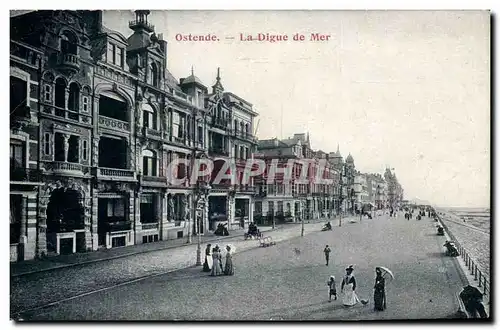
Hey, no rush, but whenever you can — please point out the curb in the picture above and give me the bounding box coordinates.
[11,225,297,278]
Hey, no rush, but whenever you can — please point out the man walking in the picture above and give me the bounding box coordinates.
[324,245,332,266]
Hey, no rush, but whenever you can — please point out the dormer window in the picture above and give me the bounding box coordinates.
[107,42,124,68]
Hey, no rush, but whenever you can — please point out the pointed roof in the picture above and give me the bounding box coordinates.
[212,67,224,93]
[346,153,354,163]
[180,66,206,87]
[335,144,342,158]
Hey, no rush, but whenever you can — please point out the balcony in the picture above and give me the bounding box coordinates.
[139,175,168,188]
[211,118,229,131]
[172,89,193,104]
[236,185,256,194]
[44,161,88,176]
[57,53,80,74]
[105,221,132,232]
[97,167,136,181]
[99,116,130,133]
[10,167,42,184]
[233,131,257,143]
[141,222,159,231]
[209,147,229,157]
[129,20,155,33]
[143,127,163,140]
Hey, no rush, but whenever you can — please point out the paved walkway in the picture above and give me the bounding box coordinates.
[11,218,350,317]
[12,214,468,320]
[14,213,466,320]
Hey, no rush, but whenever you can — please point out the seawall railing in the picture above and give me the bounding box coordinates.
[437,212,490,298]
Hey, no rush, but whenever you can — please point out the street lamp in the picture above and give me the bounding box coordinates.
[301,200,305,236]
[195,180,211,266]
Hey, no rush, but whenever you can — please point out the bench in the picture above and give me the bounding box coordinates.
[259,236,276,247]
[245,231,263,240]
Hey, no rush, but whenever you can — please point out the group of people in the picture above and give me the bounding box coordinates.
[203,244,234,276]
[325,263,388,312]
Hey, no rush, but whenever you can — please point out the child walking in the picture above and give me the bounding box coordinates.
[327,275,337,302]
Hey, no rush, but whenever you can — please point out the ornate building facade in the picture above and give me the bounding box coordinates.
[10,10,259,261]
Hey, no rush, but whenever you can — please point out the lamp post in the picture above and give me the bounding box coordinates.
[301,200,305,236]
[195,180,211,266]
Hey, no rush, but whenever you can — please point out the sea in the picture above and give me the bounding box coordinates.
[438,207,491,280]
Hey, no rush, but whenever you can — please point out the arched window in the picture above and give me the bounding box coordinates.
[245,123,250,136]
[61,31,78,55]
[142,103,156,129]
[234,120,238,133]
[142,149,157,176]
[54,78,66,109]
[68,83,80,111]
[150,62,159,87]
[240,122,244,135]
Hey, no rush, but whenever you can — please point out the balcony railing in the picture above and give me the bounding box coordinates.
[10,167,42,183]
[45,161,86,174]
[144,127,163,139]
[233,131,257,143]
[141,222,159,230]
[209,147,229,157]
[236,185,256,193]
[139,175,168,187]
[57,53,80,73]
[211,118,229,130]
[97,167,135,179]
[99,116,130,133]
[129,20,155,32]
[173,89,193,104]
[105,221,132,232]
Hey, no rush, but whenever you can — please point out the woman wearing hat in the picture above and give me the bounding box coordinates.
[224,245,234,276]
[373,267,386,311]
[341,265,360,306]
[203,244,213,272]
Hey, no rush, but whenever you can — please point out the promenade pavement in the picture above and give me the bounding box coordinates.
[14,213,465,320]
[11,219,337,318]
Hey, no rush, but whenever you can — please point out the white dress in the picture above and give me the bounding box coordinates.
[342,276,361,306]
[206,254,213,269]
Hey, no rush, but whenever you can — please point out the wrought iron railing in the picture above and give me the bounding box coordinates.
[438,214,490,298]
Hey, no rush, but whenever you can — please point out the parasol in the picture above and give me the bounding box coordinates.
[378,266,395,280]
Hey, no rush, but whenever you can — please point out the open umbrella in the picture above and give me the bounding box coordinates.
[378,266,395,280]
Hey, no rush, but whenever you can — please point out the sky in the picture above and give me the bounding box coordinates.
[99,11,488,207]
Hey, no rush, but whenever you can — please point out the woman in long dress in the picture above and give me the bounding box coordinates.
[224,245,234,275]
[341,265,361,307]
[210,247,223,276]
[373,267,386,311]
[203,244,213,272]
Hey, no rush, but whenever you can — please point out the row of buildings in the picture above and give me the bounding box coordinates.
[9,10,403,262]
